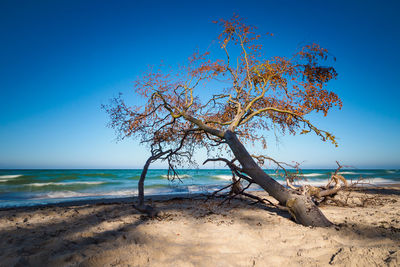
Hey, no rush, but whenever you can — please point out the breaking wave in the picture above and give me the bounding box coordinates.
[27,181,105,187]
[301,173,324,177]
[213,175,233,180]
[161,174,191,179]
[38,189,137,199]
[0,175,23,179]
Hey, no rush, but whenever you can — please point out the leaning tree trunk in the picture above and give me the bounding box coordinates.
[134,155,159,218]
[224,130,332,227]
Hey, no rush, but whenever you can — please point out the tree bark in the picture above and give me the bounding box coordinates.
[138,156,152,207]
[134,156,159,218]
[224,130,333,227]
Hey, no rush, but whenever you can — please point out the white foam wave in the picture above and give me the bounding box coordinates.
[27,181,105,187]
[0,175,23,179]
[45,191,88,198]
[144,188,175,195]
[161,174,191,179]
[278,177,398,187]
[357,178,398,185]
[187,185,211,193]
[41,189,137,199]
[302,173,324,177]
[285,180,331,187]
[213,175,233,180]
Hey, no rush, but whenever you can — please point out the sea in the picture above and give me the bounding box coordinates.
[0,169,399,208]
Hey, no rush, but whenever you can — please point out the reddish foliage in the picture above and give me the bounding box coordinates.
[103,15,342,169]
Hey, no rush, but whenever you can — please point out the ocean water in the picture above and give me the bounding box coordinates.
[0,169,399,208]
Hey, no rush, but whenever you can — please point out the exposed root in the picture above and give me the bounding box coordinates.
[243,192,289,212]
[205,158,370,214]
[296,161,353,205]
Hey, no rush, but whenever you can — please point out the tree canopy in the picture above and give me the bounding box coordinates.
[104,15,342,227]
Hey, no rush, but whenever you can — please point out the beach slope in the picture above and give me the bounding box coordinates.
[0,187,399,266]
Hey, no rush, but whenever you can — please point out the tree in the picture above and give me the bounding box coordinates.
[104,15,342,227]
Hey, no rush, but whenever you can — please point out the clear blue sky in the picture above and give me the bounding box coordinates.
[1,0,399,169]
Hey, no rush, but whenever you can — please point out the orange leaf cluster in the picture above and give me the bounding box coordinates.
[104,15,342,162]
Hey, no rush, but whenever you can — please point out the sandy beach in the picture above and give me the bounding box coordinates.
[0,186,399,267]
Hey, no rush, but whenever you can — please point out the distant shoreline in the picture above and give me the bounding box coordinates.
[1,169,399,210]
[2,183,399,211]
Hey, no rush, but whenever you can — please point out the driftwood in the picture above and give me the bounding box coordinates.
[203,159,356,221]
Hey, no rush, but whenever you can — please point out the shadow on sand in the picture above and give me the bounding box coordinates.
[0,190,399,266]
